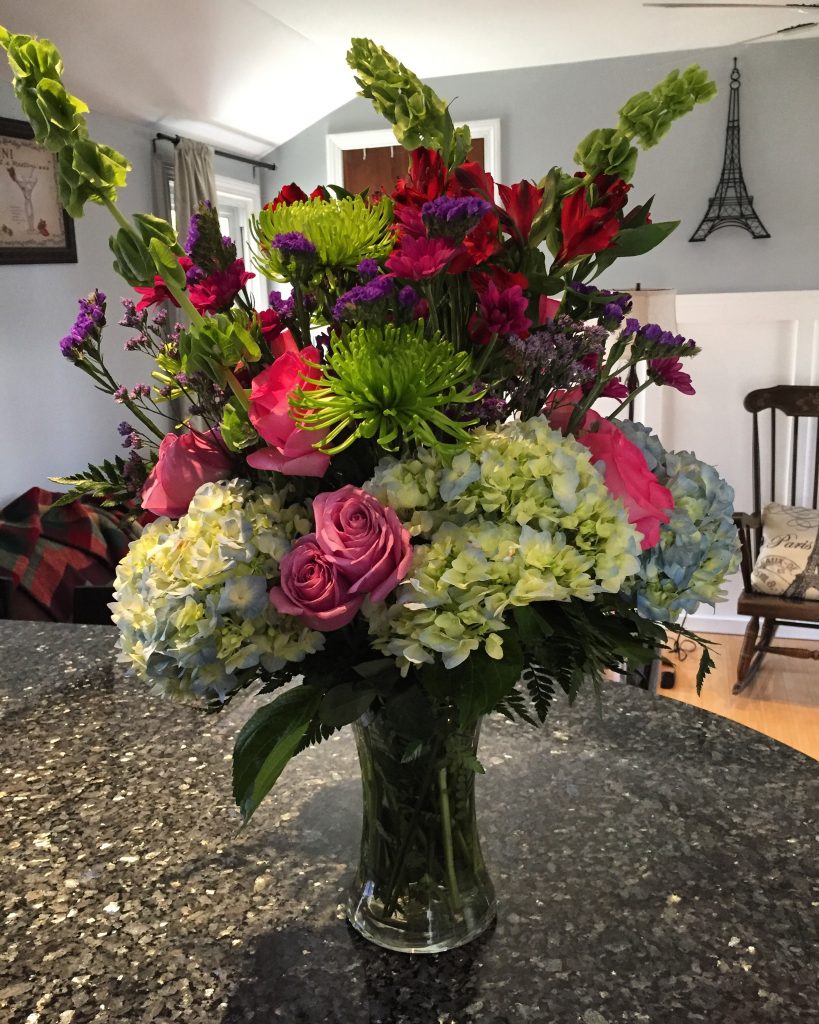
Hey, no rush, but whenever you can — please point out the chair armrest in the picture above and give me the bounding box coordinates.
[733,512,761,591]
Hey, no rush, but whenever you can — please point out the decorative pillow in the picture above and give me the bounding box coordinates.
[751,502,819,600]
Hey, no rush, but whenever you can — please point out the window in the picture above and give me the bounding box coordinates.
[168,173,269,311]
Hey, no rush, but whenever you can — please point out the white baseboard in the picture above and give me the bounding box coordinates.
[684,612,819,642]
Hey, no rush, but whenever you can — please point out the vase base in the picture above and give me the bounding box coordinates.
[346,889,497,954]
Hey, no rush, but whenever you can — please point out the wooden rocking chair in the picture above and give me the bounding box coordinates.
[733,385,819,693]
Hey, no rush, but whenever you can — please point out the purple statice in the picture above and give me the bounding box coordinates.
[113,385,128,403]
[129,383,151,400]
[629,321,700,362]
[185,262,205,285]
[332,276,394,322]
[505,314,609,418]
[398,285,419,308]
[119,297,144,329]
[151,308,168,327]
[624,318,641,336]
[357,258,379,280]
[124,336,145,351]
[158,384,174,398]
[271,232,316,257]
[422,195,491,241]
[268,290,296,319]
[59,290,107,359]
[117,421,133,437]
[175,372,189,387]
[184,212,201,256]
[602,302,625,324]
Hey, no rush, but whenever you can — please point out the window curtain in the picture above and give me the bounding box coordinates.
[173,138,217,234]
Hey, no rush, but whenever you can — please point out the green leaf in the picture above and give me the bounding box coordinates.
[318,680,378,728]
[608,220,679,258]
[232,685,323,823]
[420,644,523,727]
[512,605,554,644]
[695,645,716,696]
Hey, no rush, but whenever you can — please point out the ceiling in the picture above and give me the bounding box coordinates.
[1,1,816,157]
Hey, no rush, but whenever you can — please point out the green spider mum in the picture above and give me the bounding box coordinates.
[291,322,480,455]
[251,196,394,279]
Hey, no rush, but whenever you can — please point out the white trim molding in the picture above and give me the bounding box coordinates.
[325,120,502,192]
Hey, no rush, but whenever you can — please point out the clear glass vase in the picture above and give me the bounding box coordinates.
[346,708,496,953]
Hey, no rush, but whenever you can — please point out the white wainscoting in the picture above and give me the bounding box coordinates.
[635,290,819,636]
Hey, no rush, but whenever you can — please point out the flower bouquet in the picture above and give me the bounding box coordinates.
[1,27,740,953]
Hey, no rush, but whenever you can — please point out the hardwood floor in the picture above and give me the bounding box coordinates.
[661,632,819,761]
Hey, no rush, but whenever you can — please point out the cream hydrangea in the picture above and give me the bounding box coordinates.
[365,416,642,671]
[112,479,322,701]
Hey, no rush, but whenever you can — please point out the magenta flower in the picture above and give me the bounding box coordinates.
[386,235,456,280]
[470,281,531,345]
[648,357,695,395]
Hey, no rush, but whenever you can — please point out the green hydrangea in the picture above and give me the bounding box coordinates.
[364,416,642,671]
[112,480,322,702]
[619,421,740,621]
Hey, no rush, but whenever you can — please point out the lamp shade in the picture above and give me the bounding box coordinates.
[625,288,678,333]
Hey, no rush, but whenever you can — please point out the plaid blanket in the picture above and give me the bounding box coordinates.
[0,487,136,621]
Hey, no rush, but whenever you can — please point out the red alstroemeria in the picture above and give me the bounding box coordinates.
[392,148,453,208]
[454,161,495,200]
[386,235,457,280]
[134,275,180,311]
[472,266,528,293]
[497,180,544,243]
[447,213,500,273]
[556,174,631,265]
[187,258,255,315]
[265,183,309,211]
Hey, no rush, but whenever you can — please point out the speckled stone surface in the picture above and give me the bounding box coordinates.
[0,622,816,1024]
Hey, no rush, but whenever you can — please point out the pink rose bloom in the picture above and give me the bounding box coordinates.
[546,391,673,550]
[141,429,233,518]
[313,485,412,602]
[187,258,255,314]
[246,346,330,478]
[269,534,364,631]
[578,411,673,550]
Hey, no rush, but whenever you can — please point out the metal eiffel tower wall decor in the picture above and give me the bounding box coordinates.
[690,58,770,242]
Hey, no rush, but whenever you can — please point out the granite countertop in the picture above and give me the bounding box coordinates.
[0,622,816,1024]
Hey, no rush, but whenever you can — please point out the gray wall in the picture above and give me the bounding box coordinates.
[0,85,259,507]
[263,38,819,295]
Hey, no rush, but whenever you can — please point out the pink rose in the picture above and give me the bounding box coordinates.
[246,346,330,478]
[313,485,412,602]
[141,429,233,518]
[269,534,363,631]
[577,411,673,550]
[546,390,673,550]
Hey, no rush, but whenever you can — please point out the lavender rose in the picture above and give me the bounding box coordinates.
[269,534,363,631]
[313,485,412,602]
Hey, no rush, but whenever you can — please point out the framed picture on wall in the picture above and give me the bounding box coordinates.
[0,116,77,264]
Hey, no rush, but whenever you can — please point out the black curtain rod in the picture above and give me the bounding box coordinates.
[153,132,276,172]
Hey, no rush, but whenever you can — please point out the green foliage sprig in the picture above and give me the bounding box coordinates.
[347,37,472,169]
[0,25,131,218]
[573,64,717,182]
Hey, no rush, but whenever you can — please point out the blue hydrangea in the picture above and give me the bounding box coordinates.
[619,421,741,621]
